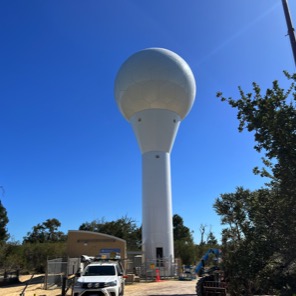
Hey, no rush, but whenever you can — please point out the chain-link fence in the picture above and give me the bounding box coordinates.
[44,257,80,290]
[125,255,180,280]
[141,258,179,279]
[45,256,180,289]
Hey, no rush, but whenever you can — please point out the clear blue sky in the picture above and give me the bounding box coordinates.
[1,0,295,244]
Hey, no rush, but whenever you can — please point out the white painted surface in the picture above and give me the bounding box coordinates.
[130,109,180,154]
[114,48,196,120]
[130,108,178,265]
[142,150,174,263]
[114,48,196,272]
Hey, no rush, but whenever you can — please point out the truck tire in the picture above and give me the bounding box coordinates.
[195,276,213,296]
[196,277,204,296]
[119,284,124,296]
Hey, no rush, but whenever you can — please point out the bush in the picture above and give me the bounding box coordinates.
[0,241,66,273]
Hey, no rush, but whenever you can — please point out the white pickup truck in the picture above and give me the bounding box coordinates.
[73,260,126,296]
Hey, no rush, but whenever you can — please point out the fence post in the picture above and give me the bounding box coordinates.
[44,257,48,290]
[61,276,67,296]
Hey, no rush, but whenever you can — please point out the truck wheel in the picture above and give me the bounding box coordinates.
[196,277,204,296]
[119,284,124,296]
[196,276,213,296]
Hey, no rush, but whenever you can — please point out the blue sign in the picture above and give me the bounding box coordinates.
[100,248,120,253]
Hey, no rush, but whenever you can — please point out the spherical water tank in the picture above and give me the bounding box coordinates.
[114,48,196,120]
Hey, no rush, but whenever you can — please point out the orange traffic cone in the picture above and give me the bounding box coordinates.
[155,269,161,282]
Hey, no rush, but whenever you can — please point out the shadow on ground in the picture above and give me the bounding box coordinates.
[0,275,45,288]
[22,275,45,285]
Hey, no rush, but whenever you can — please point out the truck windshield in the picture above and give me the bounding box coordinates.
[83,265,116,276]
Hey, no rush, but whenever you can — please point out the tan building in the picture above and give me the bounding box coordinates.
[66,230,127,260]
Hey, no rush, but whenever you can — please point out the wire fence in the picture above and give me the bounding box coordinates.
[141,258,179,279]
[125,256,180,280]
[45,256,179,289]
[44,257,80,290]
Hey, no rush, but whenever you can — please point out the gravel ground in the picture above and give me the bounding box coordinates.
[0,275,198,296]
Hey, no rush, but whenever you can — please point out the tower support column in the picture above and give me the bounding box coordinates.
[142,151,174,264]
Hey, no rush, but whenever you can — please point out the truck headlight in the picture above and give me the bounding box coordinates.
[74,282,82,288]
[106,280,117,287]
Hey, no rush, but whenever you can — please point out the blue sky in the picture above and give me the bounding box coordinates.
[1,0,295,244]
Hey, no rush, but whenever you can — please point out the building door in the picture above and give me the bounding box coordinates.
[156,247,163,267]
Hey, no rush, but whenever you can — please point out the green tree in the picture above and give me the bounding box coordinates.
[0,200,9,242]
[206,231,218,245]
[79,216,141,251]
[22,242,66,273]
[0,240,22,270]
[173,214,196,264]
[218,71,296,191]
[216,72,296,295]
[0,239,66,273]
[173,214,193,242]
[214,188,274,294]
[195,225,219,267]
[23,218,66,243]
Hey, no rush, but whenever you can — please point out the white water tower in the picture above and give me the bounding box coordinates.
[114,48,196,272]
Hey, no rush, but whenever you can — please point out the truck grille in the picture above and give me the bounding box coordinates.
[80,292,105,296]
[82,282,106,289]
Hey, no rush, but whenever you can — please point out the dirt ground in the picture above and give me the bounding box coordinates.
[0,275,198,296]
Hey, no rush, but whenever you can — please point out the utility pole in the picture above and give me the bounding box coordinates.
[282,0,296,66]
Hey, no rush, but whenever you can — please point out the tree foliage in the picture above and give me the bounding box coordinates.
[0,213,215,274]
[0,240,21,270]
[22,242,66,273]
[217,71,296,190]
[23,218,66,244]
[173,214,193,243]
[0,200,9,242]
[215,72,296,295]
[206,231,218,245]
[173,214,196,264]
[195,225,219,267]
[170,214,213,265]
[0,240,66,273]
[0,217,68,273]
[79,214,200,264]
[79,216,141,251]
